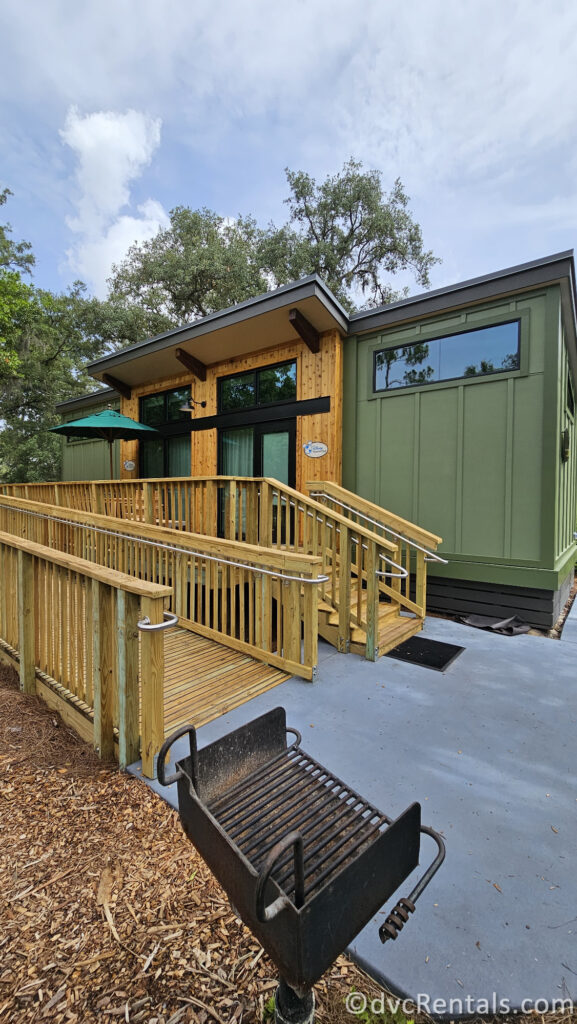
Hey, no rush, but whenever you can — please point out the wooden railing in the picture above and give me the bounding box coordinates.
[0,477,410,659]
[1,477,240,534]
[0,529,170,778]
[0,494,321,680]
[304,480,444,619]
[0,475,441,657]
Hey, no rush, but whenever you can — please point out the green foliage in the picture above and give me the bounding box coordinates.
[0,271,36,378]
[0,283,109,482]
[262,994,276,1021]
[261,160,439,311]
[0,188,35,275]
[109,207,272,325]
[109,161,438,323]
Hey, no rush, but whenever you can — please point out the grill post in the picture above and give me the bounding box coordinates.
[274,978,315,1024]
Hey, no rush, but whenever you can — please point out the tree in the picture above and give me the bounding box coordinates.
[0,282,113,482]
[109,208,271,326]
[0,190,165,481]
[0,188,35,274]
[109,160,438,323]
[0,188,37,379]
[261,160,438,311]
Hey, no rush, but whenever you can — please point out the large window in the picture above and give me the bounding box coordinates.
[139,386,191,477]
[374,321,520,393]
[218,360,297,413]
[140,387,190,426]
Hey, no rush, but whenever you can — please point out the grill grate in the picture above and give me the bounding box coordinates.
[210,747,391,903]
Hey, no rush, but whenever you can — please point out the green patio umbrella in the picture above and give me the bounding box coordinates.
[51,409,159,479]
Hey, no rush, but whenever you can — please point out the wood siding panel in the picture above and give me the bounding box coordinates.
[345,288,558,582]
[461,380,508,557]
[119,329,344,487]
[556,328,577,559]
[511,374,543,561]
[377,396,415,520]
[417,389,459,551]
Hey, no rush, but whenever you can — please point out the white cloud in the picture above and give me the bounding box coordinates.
[3,0,577,292]
[60,108,169,295]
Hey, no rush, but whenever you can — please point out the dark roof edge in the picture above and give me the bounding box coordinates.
[56,387,119,412]
[350,250,576,335]
[87,275,349,375]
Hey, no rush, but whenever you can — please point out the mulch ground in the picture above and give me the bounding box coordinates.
[0,661,381,1024]
[2,660,575,1024]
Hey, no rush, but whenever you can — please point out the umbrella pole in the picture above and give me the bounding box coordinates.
[109,440,114,480]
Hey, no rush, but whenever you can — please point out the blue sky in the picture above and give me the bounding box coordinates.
[2,0,577,303]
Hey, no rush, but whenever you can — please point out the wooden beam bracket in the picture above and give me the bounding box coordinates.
[102,373,132,400]
[175,347,207,382]
[288,308,320,354]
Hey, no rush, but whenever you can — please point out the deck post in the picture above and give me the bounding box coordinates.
[259,482,272,547]
[415,550,427,618]
[337,525,351,653]
[302,574,318,680]
[17,549,36,694]
[92,580,116,761]
[365,541,378,661]
[117,589,140,769]
[140,595,165,779]
[282,579,301,666]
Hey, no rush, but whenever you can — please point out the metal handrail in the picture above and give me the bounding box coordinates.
[138,611,179,632]
[308,491,449,564]
[0,503,329,586]
[276,492,407,579]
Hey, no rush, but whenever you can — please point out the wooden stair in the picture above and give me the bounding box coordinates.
[318,586,423,658]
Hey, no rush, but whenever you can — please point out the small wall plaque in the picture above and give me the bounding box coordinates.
[303,441,328,458]
[123,460,136,471]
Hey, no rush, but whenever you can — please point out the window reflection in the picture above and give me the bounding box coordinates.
[218,360,297,412]
[374,321,520,392]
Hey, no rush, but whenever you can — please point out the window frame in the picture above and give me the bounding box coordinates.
[139,385,191,427]
[217,359,297,414]
[138,385,192,478]
[370,312,529,399]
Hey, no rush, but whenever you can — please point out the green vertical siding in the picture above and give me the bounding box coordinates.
[344,286,576,590]
[60,398,121,481]
[556,325,577,559]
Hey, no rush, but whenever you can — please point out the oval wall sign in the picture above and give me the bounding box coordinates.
[303,441,328,458]
[123,460,136,471]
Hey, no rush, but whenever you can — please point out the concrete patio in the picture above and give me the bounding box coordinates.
[130,600,577,1015]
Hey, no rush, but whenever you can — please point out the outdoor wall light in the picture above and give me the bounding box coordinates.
[180,398,207,411]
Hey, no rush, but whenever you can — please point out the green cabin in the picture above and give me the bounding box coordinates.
[59,251,576,628]
[343,251,577,626]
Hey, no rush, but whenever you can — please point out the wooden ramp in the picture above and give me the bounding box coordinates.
[162,628,290,736]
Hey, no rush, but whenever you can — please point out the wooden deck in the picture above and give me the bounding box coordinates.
[162,627,289,737]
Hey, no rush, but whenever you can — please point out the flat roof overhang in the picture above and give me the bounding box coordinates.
[56,387,119,414]
[350,250,577,340]
[87,276,348,389]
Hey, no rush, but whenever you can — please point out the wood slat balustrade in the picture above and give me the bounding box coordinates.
[0,530,171,778]
[0,493,321,680]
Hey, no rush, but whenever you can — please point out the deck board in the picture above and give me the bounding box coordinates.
[162,627,289,735]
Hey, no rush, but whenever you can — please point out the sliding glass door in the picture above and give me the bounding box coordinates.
[219,420,295,485]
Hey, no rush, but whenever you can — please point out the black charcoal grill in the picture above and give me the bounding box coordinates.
[158,707,445,1024]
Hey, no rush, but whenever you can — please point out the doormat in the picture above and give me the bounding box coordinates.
[386,635,464,672]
